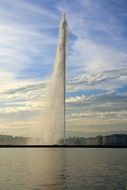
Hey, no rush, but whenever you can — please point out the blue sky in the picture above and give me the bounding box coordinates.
[0,0,127,137]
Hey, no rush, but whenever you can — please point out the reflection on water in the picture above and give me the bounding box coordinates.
[26,149,66,190]
[0,148,127,190]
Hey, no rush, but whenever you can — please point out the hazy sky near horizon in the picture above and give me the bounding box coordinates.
[0,0,127,137]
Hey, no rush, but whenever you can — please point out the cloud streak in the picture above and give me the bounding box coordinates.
[0,0,127,136]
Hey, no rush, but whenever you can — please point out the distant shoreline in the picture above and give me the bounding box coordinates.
[0,145,127,148]
[0,134,127,146]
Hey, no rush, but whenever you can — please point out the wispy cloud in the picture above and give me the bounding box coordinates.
[68,68,127,93]
[0,0,127,136]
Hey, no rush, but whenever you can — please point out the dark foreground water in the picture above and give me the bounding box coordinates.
[0,148,126,190]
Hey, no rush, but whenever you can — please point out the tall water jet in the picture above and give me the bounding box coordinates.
[43,14,68,144]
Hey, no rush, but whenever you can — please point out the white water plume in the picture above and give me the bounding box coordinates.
[40,14,68,144]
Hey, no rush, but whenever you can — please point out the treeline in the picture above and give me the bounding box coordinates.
[0,135,28,145]
[0,135,41,145]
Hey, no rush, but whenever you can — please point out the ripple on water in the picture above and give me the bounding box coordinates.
[0,148,126,190]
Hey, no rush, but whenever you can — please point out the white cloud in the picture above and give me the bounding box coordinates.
[0,0,58,92]
[67,68,127,92]
[0,0,127,136]
[66,95,87,103]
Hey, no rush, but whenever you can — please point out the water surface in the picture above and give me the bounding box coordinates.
[0,148,126,190]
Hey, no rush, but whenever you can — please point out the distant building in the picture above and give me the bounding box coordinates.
[103,134,127,146]
[64,134,127,146]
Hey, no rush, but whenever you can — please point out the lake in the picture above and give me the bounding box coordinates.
[0,148,126,190]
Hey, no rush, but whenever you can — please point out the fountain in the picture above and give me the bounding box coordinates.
[42,14,68,144]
